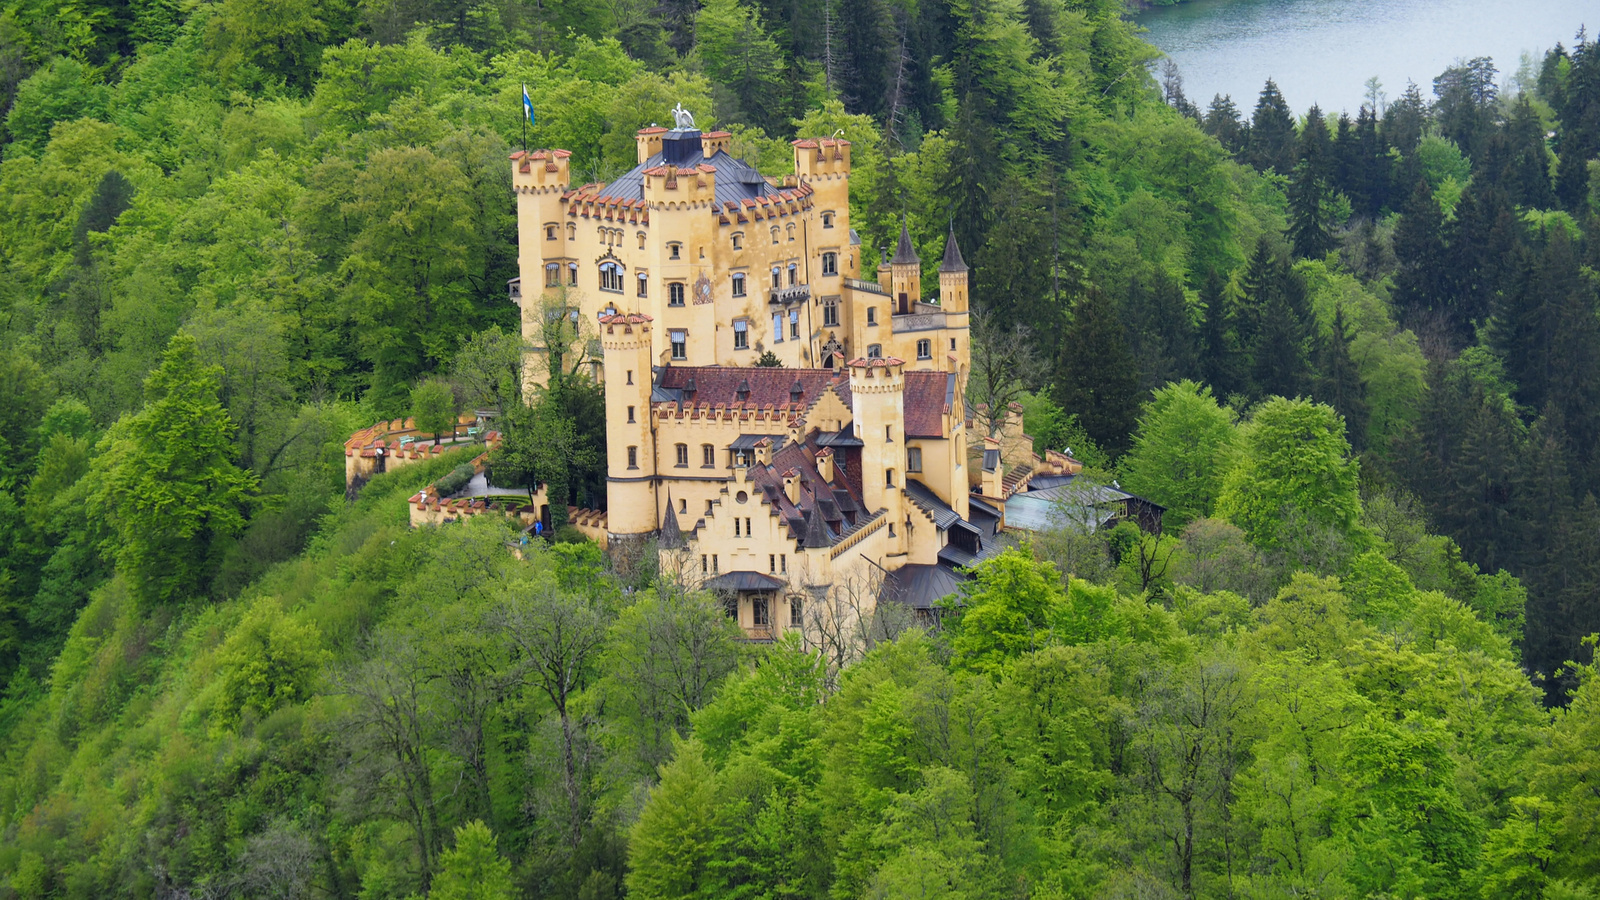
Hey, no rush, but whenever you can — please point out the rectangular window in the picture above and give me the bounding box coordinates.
[545,264,559,287]
[907,447,922,472]
[712,554,719,573]
[675,444,688,467]
[867,307,878,325]
[790,597,802,627]
[669,282,685,306]
[917,339,931,360]
[753,597,770,626]
[637,273,648,297]
[822,212,834,228]
[568,264,578,286]
[732,273,746,297]
[627,405,635,423]
[780,553,787,573]
[733,319,748,350]
[772,313,784,343]
[789,309,799,339]
[627,446,638,469]
[734,518,742,537]
[787,264,797,286]
[702,554,708,574]
[823,300,838,327]
[671,330,687,360]
[669,243,682,259]
[703,444,715,467]
[822,252,837,276]
[745,517,752,536]
[950,338,957,351]
[769,554,777,574]
[771,267,781,289]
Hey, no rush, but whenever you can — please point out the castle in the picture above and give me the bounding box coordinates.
[509,113,1076,638]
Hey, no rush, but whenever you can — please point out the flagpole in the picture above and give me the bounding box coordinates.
[521,84,527,152]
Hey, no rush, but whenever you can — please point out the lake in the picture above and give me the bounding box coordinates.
[1134,0,1594,115]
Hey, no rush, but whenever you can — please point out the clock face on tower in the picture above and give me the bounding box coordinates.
[693,273,714,305]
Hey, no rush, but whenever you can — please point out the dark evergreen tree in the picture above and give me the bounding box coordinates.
[1391,179,1449,327]
[1314,306,1369,451]
[1441,388,1521,575]
[1198,270,1243,399]
[1122,268,1197,392]
[1501,96,1557,209]
[1053,288,1141,457]
[1245,79,1296,174]
[1441,182,1511,336]
[1553,34,1600,212]
[1202,93,1247,159]
[1432,57,1500,159]
[1238,237,1313,399]
[1287,105,1337,259]
[1382,80,1429,157]
[1509,411,1576,699]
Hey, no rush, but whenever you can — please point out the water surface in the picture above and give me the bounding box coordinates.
[1136,0,1593,114]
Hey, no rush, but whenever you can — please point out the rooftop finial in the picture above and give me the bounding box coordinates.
[670,103,697,130]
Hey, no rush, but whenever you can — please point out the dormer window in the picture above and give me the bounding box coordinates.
[668,242,682,259]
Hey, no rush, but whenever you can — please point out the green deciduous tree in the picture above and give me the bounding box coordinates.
[433,821,517,900]
[411,377,458,445]
[1121,380,1237,531]
[1217,397,1363,551]
[91,332,257,605]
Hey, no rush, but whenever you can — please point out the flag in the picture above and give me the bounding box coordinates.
[522,84,535,126]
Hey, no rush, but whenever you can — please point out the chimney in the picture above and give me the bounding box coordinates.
[755,437,773,467]
[782,468,801,505]
[816,448,834,483]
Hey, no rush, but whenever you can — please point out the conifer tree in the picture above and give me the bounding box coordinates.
[1391,179,1449,324]
[1238,237,1312,400]
[1315,306,1369,451]
[1203,93,1246,158]
[1246,79,1296,173]
[1382,80,1429,157]
[1288,105,1337,259]
[1053,288,1141,457]
[1198,270,1242,399]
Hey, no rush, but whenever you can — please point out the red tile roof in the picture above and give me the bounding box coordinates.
[904,372,952,438]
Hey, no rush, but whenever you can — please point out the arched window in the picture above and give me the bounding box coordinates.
[770,226,779,244]
[786,223,796,242]
[770,266,781,289]
[567,262,578,285]
[732,232,744,250]
[627,446,638,469]
[787,262,797,286]
[544,263,560,287]
[566,223,576,240]
[637,272,648,297]
[638,232,646,249]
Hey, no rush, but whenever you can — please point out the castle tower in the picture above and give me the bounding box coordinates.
[938,228,968,313]
[792,136,852,238]
[850,356,909,557]
[510,148,572,390]
[889,219,921,314]
[600,313,659,536]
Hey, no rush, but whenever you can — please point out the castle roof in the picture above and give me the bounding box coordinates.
[660,491,685,548]
[891,218,920,265]
[940,228,968,273]
[592,129,783,206]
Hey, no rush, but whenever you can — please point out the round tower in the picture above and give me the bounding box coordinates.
[600,313,659,537]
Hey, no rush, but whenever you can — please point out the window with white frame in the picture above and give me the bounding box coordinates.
[789,309,799,339]
[824,299,838,327]
[567,262,578,285]
[771,313,784,343]
[545,263,559,287]
[907,447,922,472]
[822,251,837,276]
[599,262,624,292]
[733,319,749,350]
[732,273,746,297]
[917,339,931,360]
[637,272,648,297]
[669,282,685,306]
[670,330,687,359]
[675,444,688,467]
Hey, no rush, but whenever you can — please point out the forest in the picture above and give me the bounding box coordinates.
[0,0,1599,894]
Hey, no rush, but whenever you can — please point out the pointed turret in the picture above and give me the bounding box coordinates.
[939,227,967,273]
[889,217,921,309]
[801,505,832,549]
[891,217,920,265]
[660,491,684,548]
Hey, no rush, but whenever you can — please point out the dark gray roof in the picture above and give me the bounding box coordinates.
[592,133,781,206]
[661,493,685,549]
[891,218,919,265]
[880,564,965,610]
[967,499,1001,539]
[801,506,833,548]
[938,540,1004,570]
[816,429,864,448]
[905,479,962,530]
[1026,473,1077,491]
[730,434,785,450]
[704,571,787,592]
[940,228,968,273]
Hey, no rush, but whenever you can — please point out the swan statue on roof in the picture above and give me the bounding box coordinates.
[671,103,696,130]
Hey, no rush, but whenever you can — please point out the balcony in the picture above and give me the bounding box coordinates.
[843,277,886,296]
[769,284,811,306]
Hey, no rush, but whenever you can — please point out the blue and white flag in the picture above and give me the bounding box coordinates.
[522,84,535,126]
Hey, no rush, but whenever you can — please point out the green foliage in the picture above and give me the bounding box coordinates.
[90,332,258,605]
[433,821,516,900]
[411,378,457,444]
[210,597,329,730]
[1217,397,1364,551]
[1120,380,1237,531]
